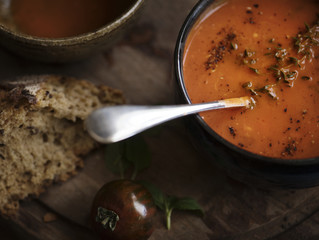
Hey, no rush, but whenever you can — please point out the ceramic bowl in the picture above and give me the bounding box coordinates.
[174,0,319,189]
[0,0,145,62]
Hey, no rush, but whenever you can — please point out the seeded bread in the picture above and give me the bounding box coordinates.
[0,75,125,216]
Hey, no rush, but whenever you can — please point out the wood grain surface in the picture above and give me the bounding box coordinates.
[0,0,319,239]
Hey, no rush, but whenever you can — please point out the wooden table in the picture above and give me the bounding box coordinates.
[1,0,319,239]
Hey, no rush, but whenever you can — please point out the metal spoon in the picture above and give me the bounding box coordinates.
[85,96,255,144]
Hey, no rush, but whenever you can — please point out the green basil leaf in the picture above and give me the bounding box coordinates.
[139,181,165,210]
[125,135,151,177]
[140,181,204,230]
[169,196,204,216]
[105,141,130,176]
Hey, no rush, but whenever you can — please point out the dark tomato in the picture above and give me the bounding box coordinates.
[90,180,157,240]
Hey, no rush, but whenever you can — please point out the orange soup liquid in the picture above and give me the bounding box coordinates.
[183,0,319,159]
[10,0,135,38]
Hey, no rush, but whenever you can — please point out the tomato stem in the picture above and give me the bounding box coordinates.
[95,207,119,231]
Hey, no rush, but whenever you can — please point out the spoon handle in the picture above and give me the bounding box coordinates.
[86,96,253,144]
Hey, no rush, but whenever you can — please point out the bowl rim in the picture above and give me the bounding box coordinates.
[0,0,144,46]
[174,0,319,166]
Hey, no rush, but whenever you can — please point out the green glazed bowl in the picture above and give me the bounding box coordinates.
[0,0,145,62]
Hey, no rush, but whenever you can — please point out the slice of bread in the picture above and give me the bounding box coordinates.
[0,75,125,216]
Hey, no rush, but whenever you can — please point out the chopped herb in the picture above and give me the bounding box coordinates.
[294,20,319,56]
[242,81,279,99]
[244,49,255,58]
[280,69,297,86]
[242,82,253,88]
[230,42,238,50]
[257,84,278,99]
[274,48,288,60]
[288,57,300,66]
[264,52,273,56]
[250,59,257,64]
[242,81,258,96]
[301,76,311,80]
[249,67,260,74]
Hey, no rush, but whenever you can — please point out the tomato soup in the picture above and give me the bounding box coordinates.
[183,0,319,159]
[8,0,135,38]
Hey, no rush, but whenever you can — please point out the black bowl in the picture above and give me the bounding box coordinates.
[174,0,319,189]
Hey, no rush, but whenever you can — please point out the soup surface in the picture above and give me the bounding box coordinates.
[8,0,135,38]
[183,0,319,159]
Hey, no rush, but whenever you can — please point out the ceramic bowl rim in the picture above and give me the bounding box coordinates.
[174,0,319,166]
[0,0,144,46]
